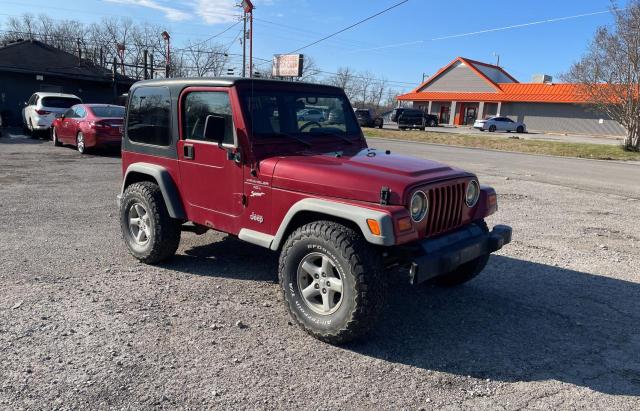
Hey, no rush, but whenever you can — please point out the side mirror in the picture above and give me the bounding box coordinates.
[203,114,226,146]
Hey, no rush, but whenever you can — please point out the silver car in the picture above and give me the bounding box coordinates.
[474,116,526,133]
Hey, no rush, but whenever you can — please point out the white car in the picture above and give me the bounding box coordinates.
[474,116,526,133]
[22,92,82,136]
[297,108,325,122]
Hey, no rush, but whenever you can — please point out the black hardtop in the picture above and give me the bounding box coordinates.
[130,77,345,95]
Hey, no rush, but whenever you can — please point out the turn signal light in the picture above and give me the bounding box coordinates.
[366,219,381,236]
[397,217,413,232]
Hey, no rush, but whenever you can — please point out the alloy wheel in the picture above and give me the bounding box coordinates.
[128,203,151,245]
[77,133,85,153]
[296,252,343,315]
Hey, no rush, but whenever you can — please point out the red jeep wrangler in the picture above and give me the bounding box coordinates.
[118,78,511,344]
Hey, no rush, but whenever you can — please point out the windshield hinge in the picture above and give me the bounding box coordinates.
[380,186,390,205]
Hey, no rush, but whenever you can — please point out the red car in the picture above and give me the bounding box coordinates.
[51,104,125,153]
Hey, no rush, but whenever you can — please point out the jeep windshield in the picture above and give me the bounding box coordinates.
[239,89,361,143]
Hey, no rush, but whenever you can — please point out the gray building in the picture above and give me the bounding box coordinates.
[0,40,135,127]
[397,57,625,137]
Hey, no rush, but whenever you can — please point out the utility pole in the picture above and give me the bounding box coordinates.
[143,49,148,80]
[162,31,171,78]
[241,0,254,78]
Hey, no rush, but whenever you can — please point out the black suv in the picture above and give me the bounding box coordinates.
[391,108,438,130]
[354,109,375,127]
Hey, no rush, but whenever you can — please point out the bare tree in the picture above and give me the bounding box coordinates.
[299,55,321,82]
[564,1,640,150]
[183,41,230,77]
[329,67,357,100]
[353,70,375,107]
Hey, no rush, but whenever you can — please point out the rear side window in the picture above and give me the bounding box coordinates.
[127,86,172,146]
[91,106,125,118]
[41,97,81,108]
[182,91,234,145]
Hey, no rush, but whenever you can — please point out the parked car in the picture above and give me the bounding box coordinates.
[297,108,325,122]
[391,108,438,130]
[354,108,375,127]
[22,92,82,137]
[474,116,526,133]
[51,104,125,154]
[117,78,512,345]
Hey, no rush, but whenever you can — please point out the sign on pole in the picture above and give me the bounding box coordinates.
[272,54,304,77]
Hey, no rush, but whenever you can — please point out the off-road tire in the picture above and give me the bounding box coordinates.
[279,221,386,344]
[431,220,490,287]
[120,182,181,264]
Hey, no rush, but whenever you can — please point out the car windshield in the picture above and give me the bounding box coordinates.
[41,97,81,108]
[90,106,125,118]
[240,89,360,141]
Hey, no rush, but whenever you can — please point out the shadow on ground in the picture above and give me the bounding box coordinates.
[171,237,640,396]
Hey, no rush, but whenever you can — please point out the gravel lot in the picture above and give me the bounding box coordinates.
[1,132,639,409]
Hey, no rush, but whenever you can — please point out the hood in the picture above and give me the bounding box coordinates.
[269,148,471,204]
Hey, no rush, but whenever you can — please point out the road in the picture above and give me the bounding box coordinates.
[369,136,640,199]
[0,132,639,409]
[382,123,624,146]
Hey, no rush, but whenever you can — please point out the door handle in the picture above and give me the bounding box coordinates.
[184,144,194,160]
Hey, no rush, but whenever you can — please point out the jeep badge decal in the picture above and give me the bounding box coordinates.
[250,212,264,224]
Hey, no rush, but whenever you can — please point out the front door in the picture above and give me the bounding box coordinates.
[177,88,244,234]
[464,106,477,125]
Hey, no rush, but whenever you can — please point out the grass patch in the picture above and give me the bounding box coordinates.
[364,128,640,161]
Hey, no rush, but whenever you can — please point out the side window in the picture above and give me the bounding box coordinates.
[127,86,172,146]
[182,91,234,145]
[505,118,514,123]
[64,108,76,118]
[74,107,86,118]
[27,94,36,105]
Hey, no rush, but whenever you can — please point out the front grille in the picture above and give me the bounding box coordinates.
[425,182,466,236]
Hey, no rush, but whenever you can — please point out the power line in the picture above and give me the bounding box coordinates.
[186,20,242,49]
[286,0,408,54]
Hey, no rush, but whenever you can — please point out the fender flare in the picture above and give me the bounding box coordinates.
[121,162,186,219]
[265,198,395,250]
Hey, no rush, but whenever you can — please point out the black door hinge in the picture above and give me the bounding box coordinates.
[380,186,390,205]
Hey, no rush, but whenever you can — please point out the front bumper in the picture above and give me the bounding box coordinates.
[408,223,512,285]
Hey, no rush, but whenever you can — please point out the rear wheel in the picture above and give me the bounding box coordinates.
[120,182,181,264]
[489,125,497,132]
[76,132,86,154]
[279,221,386,344]
[28,120,38,139]
[428,119,437,127]
[516,126,524,133]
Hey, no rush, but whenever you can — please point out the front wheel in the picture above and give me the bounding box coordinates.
[516,126,524,133]
[279,221,386,344]
[488,125,497,132]
[428,119,436,127]
[120,182,181,264]
[52,127,62,146]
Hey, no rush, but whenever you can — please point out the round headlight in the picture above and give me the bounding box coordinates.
[410,191,428,222]
[465,180,480,207]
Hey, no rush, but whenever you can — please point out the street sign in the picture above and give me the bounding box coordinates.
[272,54,304,77]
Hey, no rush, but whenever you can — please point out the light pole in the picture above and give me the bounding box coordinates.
[161,31,171,78]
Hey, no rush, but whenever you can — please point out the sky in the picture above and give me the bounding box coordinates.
[0,0,626,92]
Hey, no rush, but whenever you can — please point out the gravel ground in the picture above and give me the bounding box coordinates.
[1,133,639,409]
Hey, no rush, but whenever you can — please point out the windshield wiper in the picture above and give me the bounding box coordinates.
[271,132,312,147]
[309,130,354,145]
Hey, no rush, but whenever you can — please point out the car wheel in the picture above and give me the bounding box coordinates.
[28,120,38,139]
[279,220,386,344]
[431,220,490,287]
[428,119,436,127]
[76,132,86,154]
[516,126,524,133]
[52,127,62,147]
[120,182,181,264]
[489,125,497,132]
